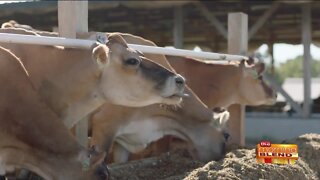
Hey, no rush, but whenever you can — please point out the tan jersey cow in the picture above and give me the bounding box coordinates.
[167,56,277,108]
[0,28,185,128]
[0,46,108,180]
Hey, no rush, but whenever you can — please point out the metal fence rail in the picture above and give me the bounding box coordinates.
[0,32,247,61]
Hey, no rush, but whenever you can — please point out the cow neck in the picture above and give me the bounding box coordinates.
[183,88,213,120]
[226,64,245,105]
[22,45,106,128]
[207,63,244,107]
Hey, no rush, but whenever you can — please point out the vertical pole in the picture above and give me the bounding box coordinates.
[58,1,89,147]
[302,3,312,118]
[58,1,88,37]
[173,6,183,48]
[269,42,275,75]
[228,12,248,147]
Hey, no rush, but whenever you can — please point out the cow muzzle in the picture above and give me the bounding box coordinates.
[160,74,187,104]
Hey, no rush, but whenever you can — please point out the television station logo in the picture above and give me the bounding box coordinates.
[256,141,298,165]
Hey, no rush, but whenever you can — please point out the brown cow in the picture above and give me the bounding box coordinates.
[0,28,186,128]
[167,56,277,108]
[0,46,108,179]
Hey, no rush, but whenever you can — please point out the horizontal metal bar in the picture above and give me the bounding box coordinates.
[128,44,247,61]
[0,33,247,61]
[0,33,95,49]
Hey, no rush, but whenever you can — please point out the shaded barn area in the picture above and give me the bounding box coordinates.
[0,1,320,50]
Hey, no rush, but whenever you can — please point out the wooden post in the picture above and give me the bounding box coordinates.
[302,3,312,118]
[227,12,248,147]
[58,1,88,37]
[58,1,89,147]
[268,37,275,75]
[173,6,183,48]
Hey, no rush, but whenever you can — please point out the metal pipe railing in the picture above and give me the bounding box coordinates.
[0,33,247,61]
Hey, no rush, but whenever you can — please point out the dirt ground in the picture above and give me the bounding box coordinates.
[109,133,320,180]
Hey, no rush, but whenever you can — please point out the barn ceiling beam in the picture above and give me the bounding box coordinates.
[194,2,228,40]
[248,1,281,41]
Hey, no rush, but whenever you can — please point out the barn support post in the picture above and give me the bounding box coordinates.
[302,3,312,118]
[58,1,89,147]
[173,6,183,48]
[227,12,248,147]
[269,42,275,75]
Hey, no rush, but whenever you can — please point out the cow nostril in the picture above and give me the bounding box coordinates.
[96,161,109,180]
[174,75,185,87]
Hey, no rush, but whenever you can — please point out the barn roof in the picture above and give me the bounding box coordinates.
[0,0,319,53]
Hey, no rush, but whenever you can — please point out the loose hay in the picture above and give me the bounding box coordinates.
[109,150,203,180]
[109,133,320,180]
[184,149,316,180]
[283,133,320,177]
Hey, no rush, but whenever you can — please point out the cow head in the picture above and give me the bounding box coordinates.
[238,59,277,105]
[91,34,186,107]
[185,109,230,161]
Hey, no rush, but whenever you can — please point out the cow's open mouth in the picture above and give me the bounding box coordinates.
[167,92,189,99]
[161,92,188,105]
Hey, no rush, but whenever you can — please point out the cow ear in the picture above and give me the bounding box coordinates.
[107,33,128,48]
[92,44,109,68]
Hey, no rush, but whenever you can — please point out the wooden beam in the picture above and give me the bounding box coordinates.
[302,3,312,118]
[248,2,280,40]
[58,1,89,147]
[194,2,228,40]
[227,12,248,147]
[173,6,183,48]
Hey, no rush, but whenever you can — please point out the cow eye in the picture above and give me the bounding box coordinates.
[125,58,140,66]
